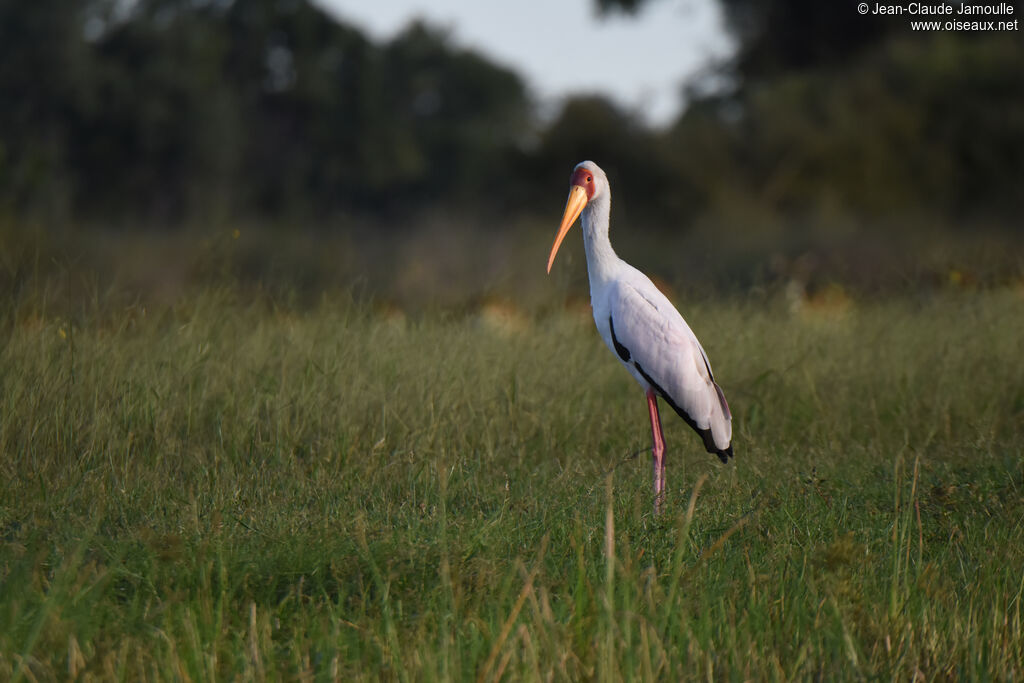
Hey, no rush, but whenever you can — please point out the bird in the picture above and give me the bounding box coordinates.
[546,160,733,514]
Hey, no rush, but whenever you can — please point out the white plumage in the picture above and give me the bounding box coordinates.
[547,161,732,512]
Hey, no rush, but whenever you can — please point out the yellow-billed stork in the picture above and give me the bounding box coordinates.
[547,161,733,513]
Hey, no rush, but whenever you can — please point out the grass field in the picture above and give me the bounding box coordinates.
[1,284,1023,680]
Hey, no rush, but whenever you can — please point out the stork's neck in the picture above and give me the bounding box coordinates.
[580,191,620,293]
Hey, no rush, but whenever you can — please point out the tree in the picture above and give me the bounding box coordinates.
[0,0,535,224]
[0,0,97,218]
[596,0,1024,225]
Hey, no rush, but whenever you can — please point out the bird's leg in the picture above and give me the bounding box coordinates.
[646,389,667,515]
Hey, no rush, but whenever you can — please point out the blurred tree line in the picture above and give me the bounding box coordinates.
[1,0,531,224]
[1,0,1021,235]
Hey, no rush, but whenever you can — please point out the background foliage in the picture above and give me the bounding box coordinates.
[2,0,1021,235]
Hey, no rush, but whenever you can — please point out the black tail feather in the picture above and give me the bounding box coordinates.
[634,360,734,464]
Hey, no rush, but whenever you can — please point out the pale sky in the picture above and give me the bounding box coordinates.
[314,0,733,127]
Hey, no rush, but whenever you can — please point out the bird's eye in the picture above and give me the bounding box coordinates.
[587,176,593,183]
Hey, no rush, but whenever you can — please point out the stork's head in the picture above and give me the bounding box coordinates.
[546,161,608,273]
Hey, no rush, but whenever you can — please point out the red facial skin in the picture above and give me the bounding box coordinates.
[570,167,596,199]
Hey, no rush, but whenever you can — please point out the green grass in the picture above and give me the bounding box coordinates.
[1,286,1023,680]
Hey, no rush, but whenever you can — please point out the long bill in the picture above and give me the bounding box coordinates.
[546,185,589,273]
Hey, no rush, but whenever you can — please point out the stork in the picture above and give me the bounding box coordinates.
[546,161,733,513]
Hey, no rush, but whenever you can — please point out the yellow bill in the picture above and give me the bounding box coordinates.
[546,185,589,273]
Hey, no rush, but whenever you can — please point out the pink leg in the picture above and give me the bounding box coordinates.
[646,389,667,514]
